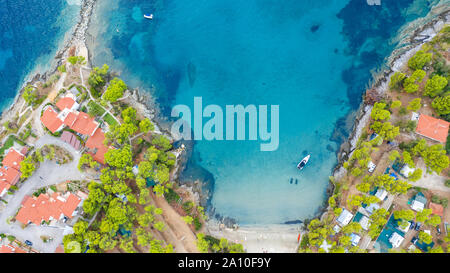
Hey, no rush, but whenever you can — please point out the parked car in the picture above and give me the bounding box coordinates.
[368,161,376,173]
[409,221,415,230]
[415,222,422,231]
[24,240,32,246]
[437,226,441,235]
[411,237,418,245]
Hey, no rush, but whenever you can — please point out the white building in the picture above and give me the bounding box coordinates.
[358,215,370,231]
[336,208,354,227]
[375,188,388,201]
[320,240,332,253]
[400,165,415,178]
[350,233,361,246]
[389,232,404,248]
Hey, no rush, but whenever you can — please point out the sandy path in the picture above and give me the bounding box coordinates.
[151,193,199,253]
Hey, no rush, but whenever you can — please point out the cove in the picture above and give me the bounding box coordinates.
[87,0,436,225]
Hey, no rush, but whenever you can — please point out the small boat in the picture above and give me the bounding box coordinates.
[144,14,154,19]
[297,155,310,170]
[295,179,298,185]
[289,178,293,184]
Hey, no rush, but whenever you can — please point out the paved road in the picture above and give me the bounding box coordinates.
[0,135,88,253]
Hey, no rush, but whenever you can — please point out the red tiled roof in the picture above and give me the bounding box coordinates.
[40,107,63,134]
[60,194,81,218]
[2,148,24,171]
[0,166,21,185]
[54,245,64,253]
[429,202,444,217]
[56,96,76,111]
[63,112,78,127]
[69,112,98,136]
[85,129,110,164]
[416,114,450,143]
[15,192,81,226]
[0,244,27,253]
[0,181,11,195]
[61,131,81,150]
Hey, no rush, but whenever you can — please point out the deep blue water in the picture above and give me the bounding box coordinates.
[0,0,80,111]
[87,0,437,224]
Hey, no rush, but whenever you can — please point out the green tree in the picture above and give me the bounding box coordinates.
[73,220,89,235]
[389,150,401,162]
[389,72,406,90]
[23,85,38,105]
[407,98,422,112]
[67,56,85,65]
[370,122,399,141]
[20,156,36,179]
[196,233,210,253]
[424,75,448,97]
[418,231,433,245]
[104,77,127,102]
[431,95,450,116]
[391,100,402,109]
[393,209,415,221]
[425,215,441,227]
[421,144,449,174]
[88,64,109,90]
[408,169,422,182]
[416,208,432,223]
[182,215,193,225]
[371,102,391,121]
[139,118,155,133]
[368,208,389,239]
[152,135,172,151]
[121,107,137,124]
[104,145,133,169]
[408,50,432,70]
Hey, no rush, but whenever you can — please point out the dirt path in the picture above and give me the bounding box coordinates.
[151,193,199,253]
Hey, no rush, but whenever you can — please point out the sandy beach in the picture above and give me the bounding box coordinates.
[205,221,302,253]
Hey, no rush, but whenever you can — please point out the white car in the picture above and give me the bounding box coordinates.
[367,161,376,173]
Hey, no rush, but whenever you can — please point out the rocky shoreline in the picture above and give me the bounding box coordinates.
[0,0,96,125]
[322,8,450,222]
[333,9,450,180]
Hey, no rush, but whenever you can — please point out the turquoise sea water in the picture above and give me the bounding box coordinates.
[86,0,442,225]
[0,0,80,111]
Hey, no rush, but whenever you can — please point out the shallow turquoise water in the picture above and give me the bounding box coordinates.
[88,0,437,224]
[0,0,80,112]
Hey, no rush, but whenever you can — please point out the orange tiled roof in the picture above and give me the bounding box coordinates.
[2,148,24,171]
[0,181,11,195]
[0,166,21,185]
[54,245,64,253]
[85,129,110,164]
[56,96,76,111]
[69,112,98,136]
[63,112,78,127]
[40,107,64,134]
[429,202,444,217]
[60,193,81,218]
[15,192,81,226]
[0,245,27,253]
[416,114,450,143]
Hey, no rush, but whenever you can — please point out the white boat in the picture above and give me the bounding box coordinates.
[297,155,310,170]
[144,14,153,19]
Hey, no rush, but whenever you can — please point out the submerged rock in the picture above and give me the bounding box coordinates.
[310,24,320,33]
